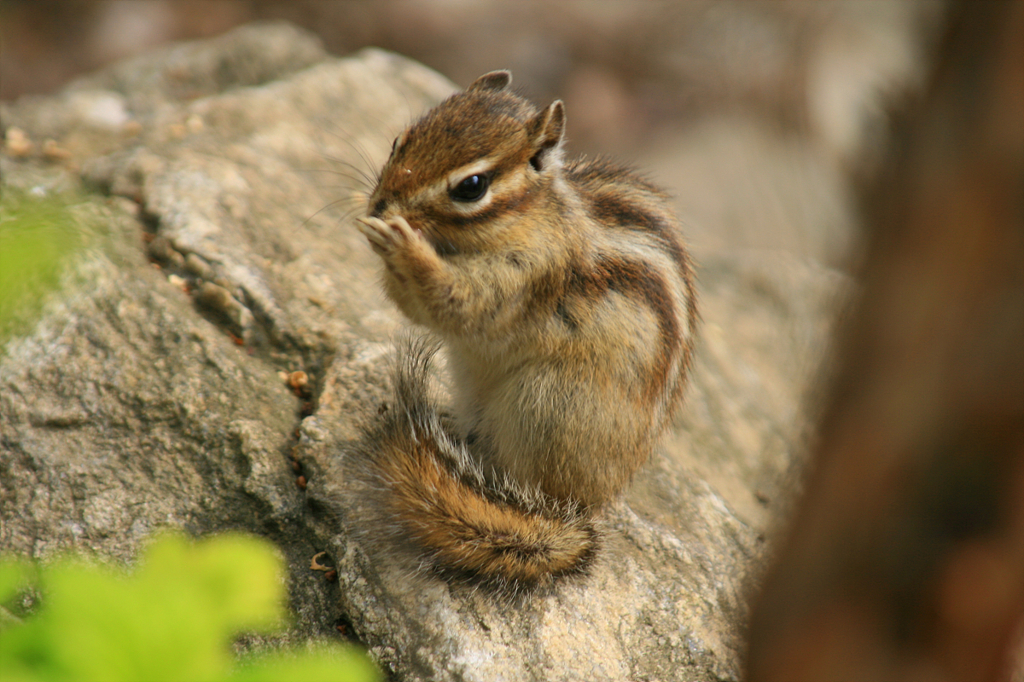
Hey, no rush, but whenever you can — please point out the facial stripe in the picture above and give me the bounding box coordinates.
[420,172,541,228]
[447,159,498,189]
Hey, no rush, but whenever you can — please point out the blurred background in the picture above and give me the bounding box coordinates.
[4,4,1022,676]
[0,0,947,266]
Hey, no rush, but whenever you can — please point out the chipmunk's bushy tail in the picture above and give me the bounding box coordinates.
[347,338,597,592]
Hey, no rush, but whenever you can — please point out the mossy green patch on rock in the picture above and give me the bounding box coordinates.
[0,189,95,344]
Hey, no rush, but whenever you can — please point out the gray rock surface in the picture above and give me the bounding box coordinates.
[1,23,846,681]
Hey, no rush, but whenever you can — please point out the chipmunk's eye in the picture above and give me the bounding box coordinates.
[449,173,490,202]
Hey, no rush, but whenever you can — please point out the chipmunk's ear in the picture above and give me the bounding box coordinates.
[527,100,566,172]
[467,70,512,93]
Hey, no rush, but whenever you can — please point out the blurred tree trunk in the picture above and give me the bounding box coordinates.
[747,2,1024,681]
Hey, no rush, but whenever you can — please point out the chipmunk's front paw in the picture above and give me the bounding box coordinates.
[356,216,435,267]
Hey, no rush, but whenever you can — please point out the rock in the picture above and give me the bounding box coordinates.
[0,22,847,681]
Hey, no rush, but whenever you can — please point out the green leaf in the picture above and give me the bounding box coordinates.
[0,533,378,682]
[138,532,285,635]
[0,557,35,606]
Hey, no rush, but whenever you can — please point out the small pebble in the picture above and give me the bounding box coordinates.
[4,127,33,157]
[167,274,188,292]
[288,370,309,391]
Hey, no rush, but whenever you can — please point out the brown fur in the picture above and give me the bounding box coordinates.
[349,339,598,592]
[349,71,697,590]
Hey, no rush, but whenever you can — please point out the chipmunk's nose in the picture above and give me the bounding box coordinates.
[370,197,387,218]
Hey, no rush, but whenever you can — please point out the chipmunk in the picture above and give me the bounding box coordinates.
[347,70,697,592]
